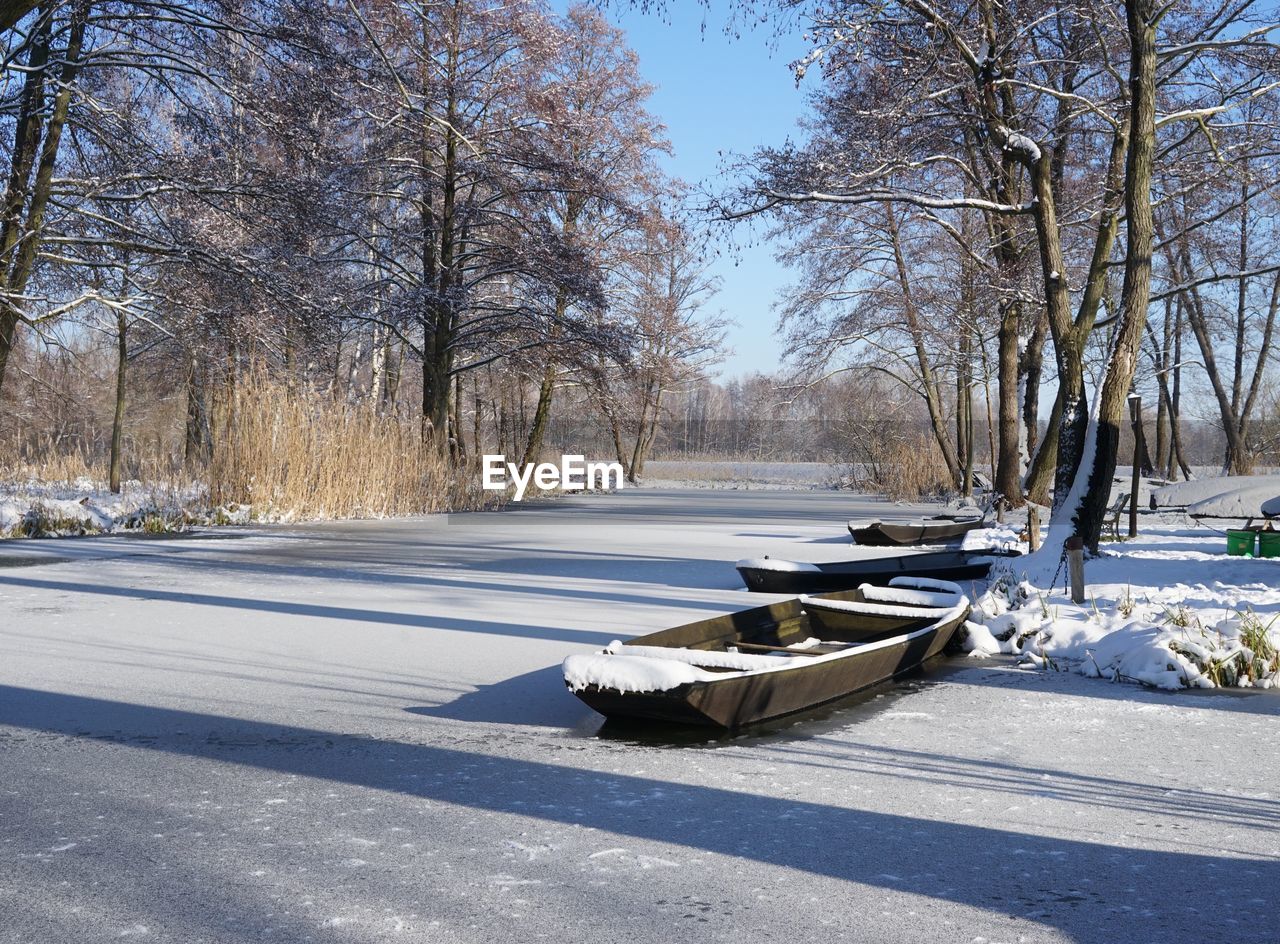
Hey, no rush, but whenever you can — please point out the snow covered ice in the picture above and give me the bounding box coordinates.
[2,489,1278,944]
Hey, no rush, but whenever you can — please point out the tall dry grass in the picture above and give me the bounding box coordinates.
[0,445,102,485]
[0,435,194,501]
[844,433,956,501]
[207,373,494,519]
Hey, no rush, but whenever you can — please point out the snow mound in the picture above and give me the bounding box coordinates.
[963,544,1280,690]
[1079,623,1215,690]
[1151,475,1280,510]
[1187,485,1280,520]
[887,576,964,595]
[563,653,721,693]
[961,523,1022,553]
[859,584,959,607]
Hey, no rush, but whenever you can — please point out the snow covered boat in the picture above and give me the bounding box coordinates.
[847,514,985,546]
[734,549,1011,594]
[1151,475,1280,514]
[563,577,969,729]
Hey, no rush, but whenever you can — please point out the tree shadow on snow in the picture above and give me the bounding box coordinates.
[1,684,1276,944]
[0,573,621,648]
[404,664,588,728]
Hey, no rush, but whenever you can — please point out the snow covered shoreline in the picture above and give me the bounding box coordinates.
[961,518,1280,691]
[0,477,243,538]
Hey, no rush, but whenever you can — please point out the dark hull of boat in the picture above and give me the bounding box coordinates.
[567,590,967,729]
[848,516,983,547]
[737,550,1003,594]
[571,614,962,729]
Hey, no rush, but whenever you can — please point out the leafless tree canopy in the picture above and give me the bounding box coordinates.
[0,1,726,497]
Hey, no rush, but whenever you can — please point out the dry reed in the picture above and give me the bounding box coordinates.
[0,446,103,485]
[846,433,955,501]
[0,437,196,510]
[207,373,495,519]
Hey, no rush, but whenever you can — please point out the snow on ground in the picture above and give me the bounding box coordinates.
[1150,472,1280,510]
[964,517,1280,690]
[1185,483,1280,520]
[0,476,222,537]
[2,489,1278,943]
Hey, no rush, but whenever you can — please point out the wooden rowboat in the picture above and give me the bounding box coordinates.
[563,577,969,729]
[735,549,1015,594]
[848,514,984,546]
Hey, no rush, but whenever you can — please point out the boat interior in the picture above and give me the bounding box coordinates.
[629,583,960,669]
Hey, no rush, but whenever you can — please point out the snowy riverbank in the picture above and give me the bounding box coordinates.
[963,518,1280,690]
[0,477,244,537]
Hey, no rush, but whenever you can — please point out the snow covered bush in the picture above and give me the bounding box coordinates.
[963,580,1280,691]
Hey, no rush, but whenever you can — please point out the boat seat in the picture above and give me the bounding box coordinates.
[886,576,965,595]
[800,596,955,620]
[730,639,851,656]
[859,583,960,608]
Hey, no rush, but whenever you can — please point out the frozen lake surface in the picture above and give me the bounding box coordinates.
[2,489,1278,943]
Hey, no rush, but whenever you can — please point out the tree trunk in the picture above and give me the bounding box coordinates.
[0,6,86,398]
[184,353,210,468]
[1020,307,1047,466]
[1024,123,1129,506]
[520,363,557,468]
[371,324,386,409]
[472,378,481,456]
[385,341,402,412]
[1153,298,1171,473]
[1071,0,1157,552]
[1169,297,1190,479]
[628,379,653,483]
[1179,261,1252,473]
[633,383,664,480]
[109,308,127,493]
[994,298,1023,506]
[419,29,459,446]
[451,372,465,460]
[421,340,452,445]
[956,327,973,497]
[884,206,962,486]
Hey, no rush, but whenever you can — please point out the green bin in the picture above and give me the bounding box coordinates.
[1227,529,1257,556]
[1258,531,1280,559]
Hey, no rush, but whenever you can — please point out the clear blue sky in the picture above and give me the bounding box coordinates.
[571,2,813,379]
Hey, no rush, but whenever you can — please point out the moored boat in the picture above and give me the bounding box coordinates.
[563,577,969,729]
[735,548,1014,593]
[847,514,985,546]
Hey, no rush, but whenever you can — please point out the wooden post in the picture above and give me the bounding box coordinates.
[1066,535,1086,604]
[1027,505,1041,552]
[1128,394,1142,538]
